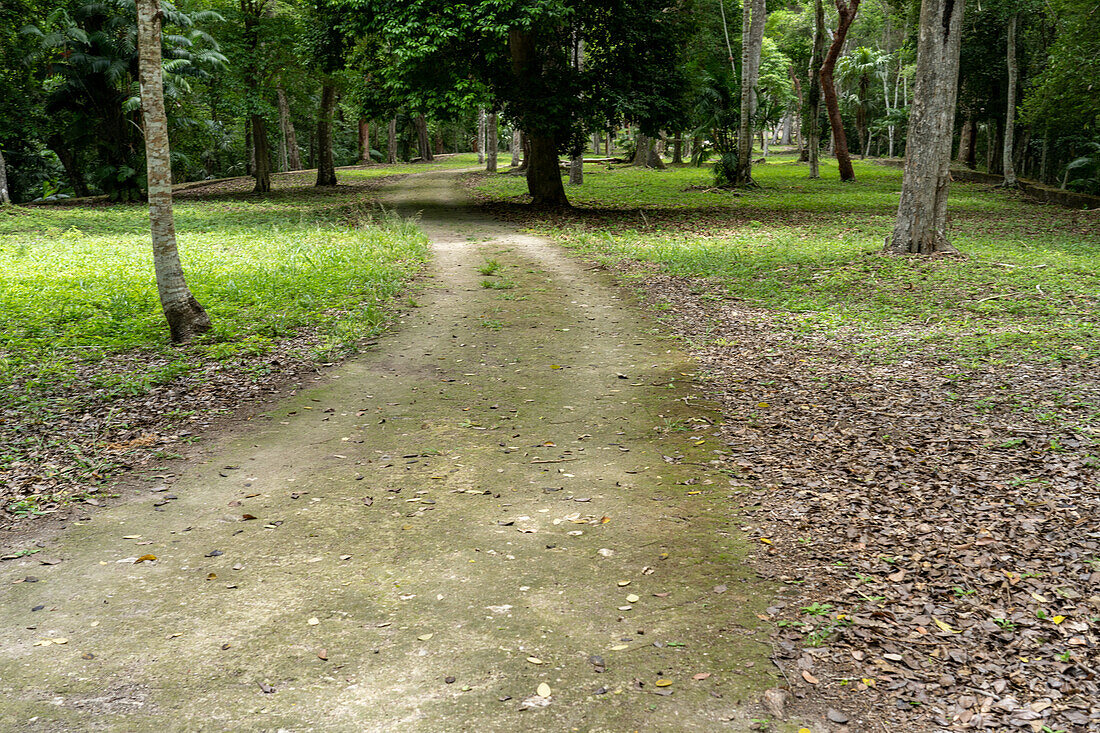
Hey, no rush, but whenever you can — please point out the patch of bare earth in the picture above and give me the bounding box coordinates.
[611,264,1100,732]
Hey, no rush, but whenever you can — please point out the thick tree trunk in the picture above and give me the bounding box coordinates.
[358,119,372,165]
[511,129,523,167]
[415,115,433,161]
[632,134,665,169]
[315,83,337,186]
[806,0,826,177]
[0,147,10,204]
[486,112,498,172]
[1002,13,1019,187]
[136,0,210,342]
[251,113,272,192]
[821,0,860,182]
[387,118,398,164]
[526,134,568,207]
[734,0,767,186]
[886,0,966,255]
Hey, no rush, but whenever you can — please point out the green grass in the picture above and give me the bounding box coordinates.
[0,165,432,412]
[476,153,1100,362]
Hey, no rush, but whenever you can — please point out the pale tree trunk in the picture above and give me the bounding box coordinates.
[883,68,895,157]
[315,82,337,186]
[592,132,602,156]
[387,118,397,164]
[886,0,966,255]
[486,112,498,172]
[511,129,523,167]
[276,83,299,171]
[136,0,210,342]
[807,0,825,177]
[358,119,372,165]
[1002,12,1019,187]
[477,108,486,165]
[569,37,585,185]
[0,147,10,204]
[734,0,766,186]
[956,117,972,162]
[821,0,860,182]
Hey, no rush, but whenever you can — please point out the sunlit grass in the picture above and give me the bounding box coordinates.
[476,153,1100,362]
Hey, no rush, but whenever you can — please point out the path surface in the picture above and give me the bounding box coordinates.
[1,172,780,732]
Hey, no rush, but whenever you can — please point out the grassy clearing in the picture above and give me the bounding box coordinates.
[475,153,1100,363]
[0,165,432,414]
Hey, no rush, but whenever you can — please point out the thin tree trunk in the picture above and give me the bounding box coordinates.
[358,119,372,165]
[593,132,602,156]
[518,132,530,172]
[1002,12,1019,187]
[821,0,860,182]
[1039,132,1050,183]
[486,112,498,172]
[569,38,585,185]
[415,115,433,161]
[734,0,767,186]
[136,0,210,342]
[956,117,971,162]
[672,134,683,165]
[886,0,966,255]
[276,83,297,172]
[0,147,9,204]
[477,108,486,164]
[245,120,253,175]
[315,82,337,186]
[387,118,398,164]
[807,0,825,177]
[251,113,272,192]
[511,129,523,167]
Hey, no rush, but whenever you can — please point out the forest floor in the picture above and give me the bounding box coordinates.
[470,155,1100,732]
[0,169,808,731]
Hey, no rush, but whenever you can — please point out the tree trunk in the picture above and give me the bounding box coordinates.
[251,113,272,192]
[276,83,298,171]
[734,0,767,186]
[358,119,372,165]
[592,132,602,156]
[315,82,337,186]
[964,118,977,169]
[886,0,966,255]
[477,108,486,164]
[672,135,683,165]
[486,112,498,172]
[632,133,665,169]
[511,129,523,167]
[434,127,444,155]
[136,0,211,342]
[1002,12,1019,187]
[806,0,826,177]
[989,117,1004,174]
[387,118,398,164]
[0,147,10,204]
[821,0,860,182]
[415,115,433,161]
[956,116,971,162]
[518,132,530,172]
[245,120,253,175]
[526,134,568,207]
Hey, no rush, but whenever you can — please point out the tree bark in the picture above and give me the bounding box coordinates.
[526,134,568,206]
[821,0,860,182]
[315,82,337,186]
[806,0,826,177]
[886,0,966,255]
[0,147,10,204]
[136,0,211,342]
[415,115,433,161]
[1002,12,1019,187]
[486,112,498,172]
[387,118,398,164]
[511,129,523,167]
[964,117,977,168]
[358,119,372,165]
[672,134,683,165]
[568,38,585,185]
[477,108,486,164]
[734,0,767,186]
[632,133,665,169]
[276,83,299,171]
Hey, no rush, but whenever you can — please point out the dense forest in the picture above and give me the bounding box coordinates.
[1,0,1098,206]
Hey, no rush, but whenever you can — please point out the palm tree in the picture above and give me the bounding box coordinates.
[837,46,887,159]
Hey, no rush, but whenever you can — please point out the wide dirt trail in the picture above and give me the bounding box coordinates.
[1,171,779,732]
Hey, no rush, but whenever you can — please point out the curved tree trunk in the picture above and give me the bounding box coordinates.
[315,82,337,186]
[1002,13,1019,187]
[886,0,966,255]
[821,0,860,182]
[0,147,12,204]
[136,0,211,342]
[387,118,398,164]
[734,0,767,186]
[486,112,498,172]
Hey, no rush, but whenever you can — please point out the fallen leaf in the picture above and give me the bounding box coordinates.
[526,657,544,665]
[655,679,672,687]
[307,617,320,626]
[626,594,640,603]
[801,670,819,685]
[418,633,434,641]
[537,682,552,698]
[692,673,711,680]
[134,554,157,563]
[933,618,961,634]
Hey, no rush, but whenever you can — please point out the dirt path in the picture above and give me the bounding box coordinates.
[0,172,790,732]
